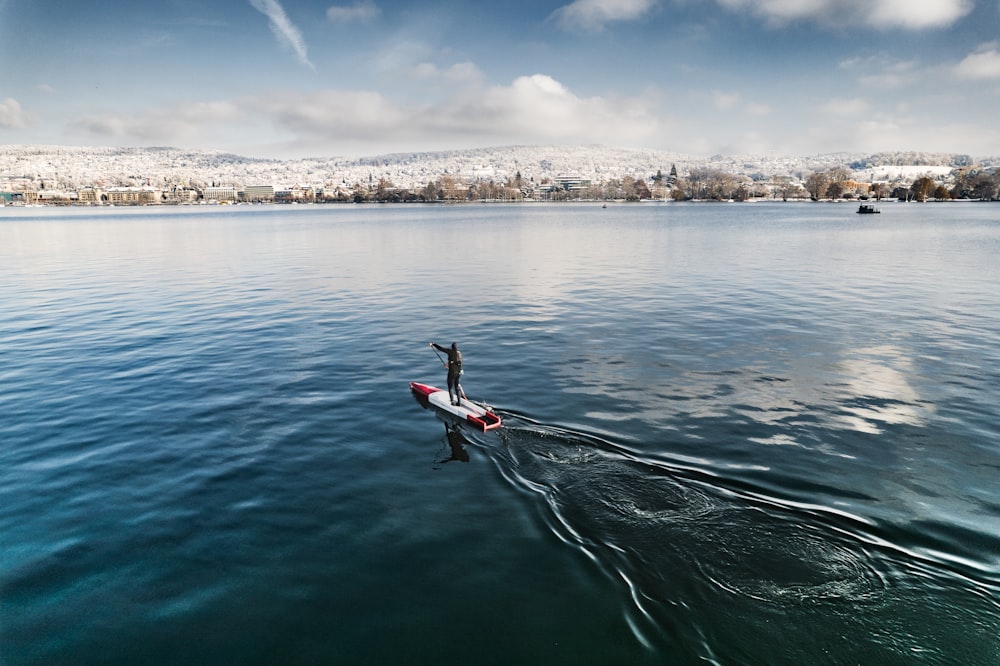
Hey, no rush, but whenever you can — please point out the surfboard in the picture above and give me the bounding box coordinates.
[409,381,502,431]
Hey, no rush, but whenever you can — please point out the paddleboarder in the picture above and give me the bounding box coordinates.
[430,341,463,405]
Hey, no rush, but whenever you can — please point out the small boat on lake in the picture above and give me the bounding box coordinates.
[857,204,880,214]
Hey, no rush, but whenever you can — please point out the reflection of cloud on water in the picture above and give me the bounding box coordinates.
[748,433,805,448]
[832,345,932,434]
[559,338,933,442]
[725,344,933,437]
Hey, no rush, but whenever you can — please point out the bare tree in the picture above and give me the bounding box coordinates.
[804,171,830,200]
[909,176,936,202]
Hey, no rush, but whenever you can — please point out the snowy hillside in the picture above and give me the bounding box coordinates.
[1,144,995,191]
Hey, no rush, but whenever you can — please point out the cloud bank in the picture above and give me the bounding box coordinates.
[69,74,666,154]
[73,101,243,143]
[0,98,31,129]
[255,74,663,148]
[551,0,658,31]
[249,0,315,69]
[955,43,1000,79]
[715,0,974,29]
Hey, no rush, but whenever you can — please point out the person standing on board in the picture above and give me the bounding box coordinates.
[430,341,463,405]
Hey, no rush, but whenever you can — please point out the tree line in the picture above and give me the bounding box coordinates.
[333,164,1000,203]
[18,161,995,206]
[800,167,1000,202]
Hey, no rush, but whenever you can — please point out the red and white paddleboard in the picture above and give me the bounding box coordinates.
[409,381,502,431]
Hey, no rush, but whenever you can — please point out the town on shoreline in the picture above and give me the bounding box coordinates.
[3,145,999,206]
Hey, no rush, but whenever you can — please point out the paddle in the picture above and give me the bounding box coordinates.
[429,342,448,368]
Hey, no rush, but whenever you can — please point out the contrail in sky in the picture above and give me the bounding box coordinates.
[249,0,315,70]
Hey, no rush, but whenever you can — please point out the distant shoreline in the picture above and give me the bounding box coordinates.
[4,197,994,210]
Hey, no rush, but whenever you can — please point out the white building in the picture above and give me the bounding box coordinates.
[202,186,238,202]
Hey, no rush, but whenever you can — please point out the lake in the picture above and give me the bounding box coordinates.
[1,202,998,665]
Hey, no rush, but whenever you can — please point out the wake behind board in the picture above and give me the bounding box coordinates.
[409,381,502,431]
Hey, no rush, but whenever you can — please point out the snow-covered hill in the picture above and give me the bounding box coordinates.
[1,144,995,191]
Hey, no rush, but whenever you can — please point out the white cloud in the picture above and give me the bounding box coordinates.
[706,90,770,115]
[712,90,741,110]
[69,74,667,155]
[842,55,919,88]
[254,90,407,137]
[410,61,483,83]
[551,0,658,31]
[817,97,870,116]
[955,43,1000,79]
[73,101,243,142]
[451,74,664,144]
[327,0,380,23]
[867,0,973,29]
[373,40,435,72]
[715,0,973,30]
[260,74,665,148]
[249,0,315,69]
[801,113,906,154]
[371,41,483,84]
[0,97,31,129]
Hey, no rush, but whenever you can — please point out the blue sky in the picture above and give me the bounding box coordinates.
[2,0,999,158]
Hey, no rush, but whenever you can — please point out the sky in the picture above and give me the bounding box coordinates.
[2,0,1000,159]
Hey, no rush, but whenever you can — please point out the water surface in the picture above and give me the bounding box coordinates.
[2,202,998,664]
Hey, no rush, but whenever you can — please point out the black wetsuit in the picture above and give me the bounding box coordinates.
[432,343,463,404]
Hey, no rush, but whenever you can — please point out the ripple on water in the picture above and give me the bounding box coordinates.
[482,418,1000,662]
[594,473,720,527]
[691,507,887,604]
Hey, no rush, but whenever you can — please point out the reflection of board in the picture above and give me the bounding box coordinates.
[409,382,502,431]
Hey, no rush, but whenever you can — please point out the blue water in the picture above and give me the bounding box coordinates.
[2,202,999,664]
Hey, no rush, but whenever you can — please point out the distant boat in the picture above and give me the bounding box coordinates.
[857,204,880,214]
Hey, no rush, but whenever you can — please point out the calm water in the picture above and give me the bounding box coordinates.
[2,202,999,665]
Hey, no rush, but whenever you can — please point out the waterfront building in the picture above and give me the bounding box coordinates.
[275,186,315,203]
[203,186,238,202]
[244,185,275,202]
[77,187,105,204]
[555,175,591,192]
[106,187,161,205]
[163,186,199,204]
